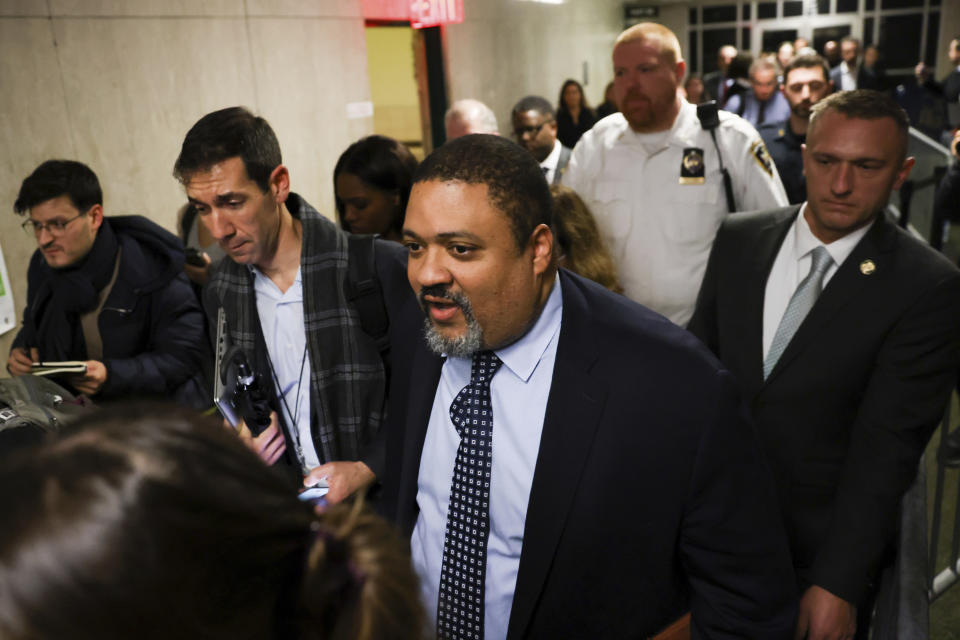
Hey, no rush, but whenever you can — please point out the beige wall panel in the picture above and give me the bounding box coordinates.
[446,0,623,136]
[0,17,74,360]
[50,16,256,228]
[0,0,48,16]
[937,2,959,78]
[245,0,361,18]
[50,0,243,17]
[246,16,372,218]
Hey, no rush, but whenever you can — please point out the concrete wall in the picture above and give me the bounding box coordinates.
[0,0,374,361]
[445,0,626,136]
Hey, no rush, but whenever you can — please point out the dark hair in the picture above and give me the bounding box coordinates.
[413,134,553,251]
[557,79,590,114]
[549,184,622,294]
[512,95,556,119]
[333,135,419,235]
[783,53,830,85]
[13,160,102,215]
[173,106,282,193]
[0,404,424,640]
[727,52,753,81]
[809,90,910,158]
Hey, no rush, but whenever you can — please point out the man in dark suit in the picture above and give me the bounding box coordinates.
[690,90,960,640]
[703,44,738,105]
[828,37,881,92]
[383,134,797,639]
[510,95,571,184]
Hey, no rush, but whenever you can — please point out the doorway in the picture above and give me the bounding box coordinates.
[364,23,448,159]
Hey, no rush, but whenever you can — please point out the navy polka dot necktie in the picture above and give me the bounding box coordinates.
[437,350,503,640]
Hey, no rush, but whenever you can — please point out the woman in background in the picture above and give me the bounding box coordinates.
[595,81,618,120]
[550,184,622,294]
[334,135,418,243]
[556,79,596,148]
[0,405,424,640]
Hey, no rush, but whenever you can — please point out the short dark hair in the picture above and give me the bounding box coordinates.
[334,135,419,235]
[173,106,282,193]
[13,160,102,216]
[783,53,830,85]
[809,90,910,158]
[0,404,425,640]
[512,95,556,119]
[412,134,552,251]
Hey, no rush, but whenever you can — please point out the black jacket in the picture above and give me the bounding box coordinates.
[13,216,209,406]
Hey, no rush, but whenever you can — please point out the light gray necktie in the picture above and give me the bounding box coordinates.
[763,246,833,379]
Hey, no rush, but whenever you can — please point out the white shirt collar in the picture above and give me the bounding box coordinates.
[541,139,562,172]
[620,98,700,152]
[494,272,562,383]
[794,203,871,268]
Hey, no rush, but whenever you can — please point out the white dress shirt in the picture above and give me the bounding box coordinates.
[839,61,858,91]
[762,205,871,359]
[540,139,563,184]
[254,266,321,472]
[563,103,788,326]
[411,274,563,640]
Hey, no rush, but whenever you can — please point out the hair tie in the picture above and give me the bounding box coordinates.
[309,521,367,587]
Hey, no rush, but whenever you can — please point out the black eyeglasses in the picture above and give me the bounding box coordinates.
[513,119,554,139]
[21,212,86,236]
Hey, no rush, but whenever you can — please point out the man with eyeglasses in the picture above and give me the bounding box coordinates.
[6,160,208,406]
[759,54,834,204]
[511,95,570,184]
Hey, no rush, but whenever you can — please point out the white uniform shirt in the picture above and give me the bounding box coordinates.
[563,102,788,326]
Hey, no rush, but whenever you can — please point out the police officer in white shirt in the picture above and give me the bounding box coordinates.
[511,95,571,185]
[564,22,788,327]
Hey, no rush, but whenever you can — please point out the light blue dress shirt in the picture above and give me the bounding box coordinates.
[253,267,321,472]
[411,274,563,640]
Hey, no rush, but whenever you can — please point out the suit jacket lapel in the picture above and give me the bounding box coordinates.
[397,342,444,534]
[765,214,894,384]
[741,207,799,395]
[507,273,607,640]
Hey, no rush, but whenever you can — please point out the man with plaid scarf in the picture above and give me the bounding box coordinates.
[174,107,408,501]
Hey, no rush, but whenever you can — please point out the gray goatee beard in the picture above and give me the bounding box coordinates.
[420,287,484,358]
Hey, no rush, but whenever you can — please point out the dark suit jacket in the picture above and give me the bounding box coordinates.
[553,144,572,185]
[689,206,960,605]
[829,64,883,91]
[702,70,726,104]
[382,270,797,638]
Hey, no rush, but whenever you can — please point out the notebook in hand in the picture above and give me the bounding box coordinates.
[31,361,88,376]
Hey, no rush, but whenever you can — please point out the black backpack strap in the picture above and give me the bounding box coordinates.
[346,234,390,356]
[697,101,737,214]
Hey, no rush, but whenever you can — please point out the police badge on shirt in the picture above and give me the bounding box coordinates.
[679,147,705,185]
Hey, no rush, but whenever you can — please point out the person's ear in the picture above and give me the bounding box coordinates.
[893,157,916,190]
[87,204,104,231]
[529,223,554,276]
[268,165,291,204]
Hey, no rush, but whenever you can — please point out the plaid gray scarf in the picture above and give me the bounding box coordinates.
[207,194,385,464]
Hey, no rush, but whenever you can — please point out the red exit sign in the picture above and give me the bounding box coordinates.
[410,0,464,28]
[361,0,464,28]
